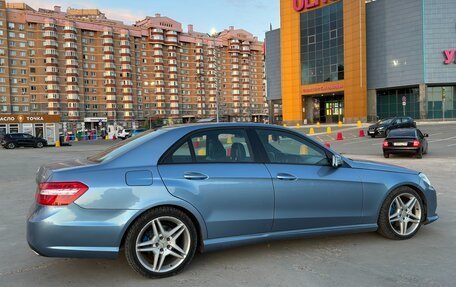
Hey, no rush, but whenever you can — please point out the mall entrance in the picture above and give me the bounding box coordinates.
[305,93,344,124]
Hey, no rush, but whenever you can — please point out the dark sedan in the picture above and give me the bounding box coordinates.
[1,133,47,149]
[368,117,416,138]
[383,129,428,159]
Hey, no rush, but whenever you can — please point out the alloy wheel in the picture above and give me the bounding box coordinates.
[135,216,191,273]
[388,193,422,236]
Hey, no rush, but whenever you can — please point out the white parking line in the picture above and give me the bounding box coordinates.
[448,143,456,147]
[343,138,376,145]
[428,136,456,143]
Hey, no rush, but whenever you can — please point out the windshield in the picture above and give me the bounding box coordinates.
[378,118,393,125]
[88,129,167,163]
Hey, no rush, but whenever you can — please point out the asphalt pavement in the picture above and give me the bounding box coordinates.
[0,123,455,287]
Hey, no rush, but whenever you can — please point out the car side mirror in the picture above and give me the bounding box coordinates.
[332,155,343,168]
[424,133,429,137]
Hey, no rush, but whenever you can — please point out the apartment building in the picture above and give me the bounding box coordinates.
[0,1,266,130]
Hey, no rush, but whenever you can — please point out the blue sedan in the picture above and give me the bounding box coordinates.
[27,123,438,278]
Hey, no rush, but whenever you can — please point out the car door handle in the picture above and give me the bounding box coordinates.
[183,172,209,180]
[276,173,297,181]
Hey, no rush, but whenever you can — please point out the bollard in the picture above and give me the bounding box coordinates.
[296,123,300,129]
[227,136,233,144]
[309,127,315,135]
[324,142,331,148]
[105,135,109,140]
[299,144,308,155]
[193,141,199,149]
[55,140,60,148]
[359,129,365,137]
[316,122,321,128]
[227,147,232,157]
[357,120,362,128]
[283,123,287,127]
[338,121,343,128]
[327,126,332,134]
[197,147,206,156]
[336,132,344,141]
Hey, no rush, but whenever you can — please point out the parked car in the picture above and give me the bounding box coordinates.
[117,129,131,140]
[27,123,438,278]
[126,128,146,139]
[383,128,429,159]
[1,133,47,149]
[368,117,416,138]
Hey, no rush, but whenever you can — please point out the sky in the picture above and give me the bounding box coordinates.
[24,0,280,40]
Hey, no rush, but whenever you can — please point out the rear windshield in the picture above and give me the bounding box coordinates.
[388,129,416,138]
[88,129,167,163]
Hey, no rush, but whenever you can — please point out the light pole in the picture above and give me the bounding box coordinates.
[441,87,446,121]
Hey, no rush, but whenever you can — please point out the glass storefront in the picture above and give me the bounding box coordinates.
[311,93,344,123]
[377,87,420,120]
[427,86,456,119]
[301,1,344,84]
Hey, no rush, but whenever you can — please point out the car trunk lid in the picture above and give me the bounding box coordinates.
[35,159,96,183]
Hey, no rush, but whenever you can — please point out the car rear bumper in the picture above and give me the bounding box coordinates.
[27,203,138,259]
[383,147,419,154]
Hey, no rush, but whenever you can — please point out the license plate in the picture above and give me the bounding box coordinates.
[393,142,408,146]
[368,131,374,134]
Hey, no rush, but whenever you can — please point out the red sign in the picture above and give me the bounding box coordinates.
[293,0,338,12]
[443,50,456,64]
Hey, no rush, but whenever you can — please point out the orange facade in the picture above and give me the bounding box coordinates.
[280,0,367,123]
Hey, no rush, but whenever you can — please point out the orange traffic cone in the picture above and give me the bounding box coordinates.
[324,142,331,148]
[336,132,344,141]
[359,129,365,137]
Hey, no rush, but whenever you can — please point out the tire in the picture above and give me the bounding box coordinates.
[383,152,389,158]
[377,187,424,240]
[416,149,423,159]
[371,135,375,138]
[36,142,44,148]
[124,207,197,278]
[7,142,15,149]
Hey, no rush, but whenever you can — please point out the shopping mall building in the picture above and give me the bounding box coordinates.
[266,0,456,124]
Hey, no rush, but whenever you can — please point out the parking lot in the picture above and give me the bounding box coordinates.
[0,122,455,287]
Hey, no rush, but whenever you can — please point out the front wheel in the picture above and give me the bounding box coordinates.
[377,187,423,240]
[36,142,44,148]
[7,142,15,149]
[124,207,197,278]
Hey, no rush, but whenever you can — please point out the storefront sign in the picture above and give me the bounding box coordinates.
[443,50,456,64]
[0,114,60,123]
[302,84,344,94]
[84,117,108,123]
[293,0,339,12]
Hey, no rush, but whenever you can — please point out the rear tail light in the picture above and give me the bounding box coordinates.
[36,182,88,206]
[412,140,420,147]
[383,140,389,147]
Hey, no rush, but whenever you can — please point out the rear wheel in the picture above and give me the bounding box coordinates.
[416,149,423,159]
[36,142,44,148]
[7,142,15,149]
[377,187,423,240]
[125,207,197,278]
[383,152,389,158]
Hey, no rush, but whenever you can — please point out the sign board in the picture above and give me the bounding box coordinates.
[402,96,407,103]
[402,102,406,106]
[0,114,60,124]
[293,0,339,12]
[84,117,108,123]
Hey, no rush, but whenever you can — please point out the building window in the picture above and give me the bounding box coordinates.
[300,1,344,84]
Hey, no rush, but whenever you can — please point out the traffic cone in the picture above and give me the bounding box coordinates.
[226,147,231,157]
[338,121,343,128]
[283,123,287,127]
[299,144,308,155]
[193,141,199,149]
[309,127,315,135]
[324,142,331,148]
[55,140,60,148]
[337,132,344,141]
[316,122,321,128]
[105,135,109,140]
[327,127,332,134]
[198,148,206,156]
[113,135,117,140]
[357,120,362,128]
[359,129,365,137]
[296,123,300,128]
